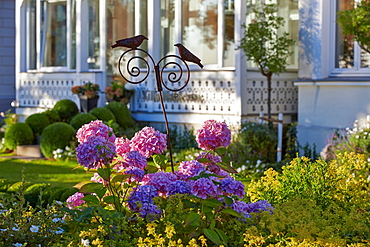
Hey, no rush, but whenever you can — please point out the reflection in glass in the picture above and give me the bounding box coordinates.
[27,0,37,70]
[41,0,67,67]
[182,0,218,65]
[223,0,235,67]
[88,0,100,69]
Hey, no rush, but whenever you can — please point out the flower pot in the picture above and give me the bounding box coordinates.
[79,95,99,113]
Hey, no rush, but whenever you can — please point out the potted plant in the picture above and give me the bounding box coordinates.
[71,82,100,113]
[104,80,134,104]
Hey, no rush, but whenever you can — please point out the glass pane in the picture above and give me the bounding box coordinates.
[106,0,135,76]
[223,0,234,67]
[71,0,76,69]
[88,0,100,69]
[161,0,175,59]
[182,0,218,65]
[42,0,67,67]
[335,0,354,68]
[27,0,37,70]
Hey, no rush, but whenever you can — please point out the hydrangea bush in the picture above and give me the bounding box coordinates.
[64,119,273,245]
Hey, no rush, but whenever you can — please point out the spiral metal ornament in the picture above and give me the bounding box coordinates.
[117,47,194,173]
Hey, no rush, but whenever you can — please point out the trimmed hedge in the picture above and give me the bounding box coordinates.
[89,107,116,123]
[4,123,34,150]
[40,122,76,159]
[105,101,135,129]
[25,113,50,137]
[70,113,97,130]
[53,99,79,123]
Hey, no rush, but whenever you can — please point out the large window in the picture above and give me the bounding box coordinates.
[334,0,370,70]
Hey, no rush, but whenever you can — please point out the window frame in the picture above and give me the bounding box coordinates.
[330,0,370,77]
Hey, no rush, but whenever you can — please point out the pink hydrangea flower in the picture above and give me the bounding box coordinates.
[177,160,206,178]
[115,137,131,157]
[115,151,147,171]
[76,120,116,144]
[196,120,231,150]
[190,177,219,199]
[66,192,85,209]
[130,127,167,158]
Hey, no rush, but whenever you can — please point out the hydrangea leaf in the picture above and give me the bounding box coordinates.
[80,182,107,199]
[215,147,227,156]
[97,167,111,181]
[82,194,100,205]
[152,154,168,170]
[221,208,242,218]
[203,228,221,246]
[185,212,200,226]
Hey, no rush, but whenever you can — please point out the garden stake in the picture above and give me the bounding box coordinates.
[114,38,201,172]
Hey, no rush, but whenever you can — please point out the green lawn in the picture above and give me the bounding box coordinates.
[0,157,91,188]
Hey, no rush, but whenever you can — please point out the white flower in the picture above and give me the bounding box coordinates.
[55,201,63,205]
[12,226,20,231]
[81,239,90,246]
[13,243,23,247]
[55,227,64,234]
[0,228,7,232]
[52,217,62,223]
[30,225,40,233]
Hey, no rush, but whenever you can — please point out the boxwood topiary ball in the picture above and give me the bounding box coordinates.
[40,122,76,159]
[25,113,50,136]
[105,101,135,129]
[89,107,116,123]
[4,122,34,150]
[70,113,97,130]
[53,99,79,123]
[42,109,61,124]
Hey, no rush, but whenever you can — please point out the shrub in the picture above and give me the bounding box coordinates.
[25,113,50,137]
[0,179,16,192]
[105,101,135,129]
[89,107,116,123]
[40,122,76,159]
[42,109,61,124]
[246,152,370,211]
[4,122,34,150]
[53,99,79,123]
[24,183,50,207]
[69,113,97,130]
[7,181,33,193]
[227,122,277,170]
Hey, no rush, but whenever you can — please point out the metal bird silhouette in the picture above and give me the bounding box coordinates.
[111,35,148,49]
[174,43,204,69]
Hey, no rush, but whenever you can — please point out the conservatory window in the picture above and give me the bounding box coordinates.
[27,0,37,70]
[334,0,370,70]
[182,0,218,65]
[87,0,100,69]
[41,0,67,67]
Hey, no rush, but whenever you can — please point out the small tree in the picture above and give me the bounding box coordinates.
[238,1,295,119]
[336,0,370,54]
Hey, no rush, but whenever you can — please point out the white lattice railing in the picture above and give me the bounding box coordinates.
[17,72,104,108]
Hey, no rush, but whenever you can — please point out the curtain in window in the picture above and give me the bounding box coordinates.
[41,0,67,67]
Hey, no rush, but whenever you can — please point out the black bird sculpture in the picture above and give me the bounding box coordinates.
[111,35,148,49]
[174,43,204,69]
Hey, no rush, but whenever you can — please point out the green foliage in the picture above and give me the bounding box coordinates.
[53,99,79,123]
[4,122,34,150]
[24,183,50,207]
[25,113,50,137]
[88,107,116,123]
[42,109,61,124]
[7,181,33,193]
[40,122,76,159]
[337,0,370,53]
[0,109,18,129]
[228,122,277,170]
[247,152,370,211]
[69,113,97,130]
[169,124,198,153]
[105,101,135,129]
[239,1,294,77]
[244,198,370,246]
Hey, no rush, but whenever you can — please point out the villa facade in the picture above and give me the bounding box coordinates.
[11,0,370,153]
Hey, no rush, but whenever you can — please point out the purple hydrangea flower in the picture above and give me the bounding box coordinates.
[139,203,162,219]
[244,200,274,214]
[76,120,116,144]
[130,127,167,158]
[221,177,245,199]
[230,200,251,218]
[66,192,85,209]
[190,177,219,199]
[196,120,231,150]
[127,185,158,212]
[124,167,145,183]
[166,180,192,196]
[142,172,177,195]
[114,151,147,171]
[177,160,206,178]
[76,136,116,169]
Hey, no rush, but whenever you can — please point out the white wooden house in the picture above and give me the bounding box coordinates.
[14,0,299,130]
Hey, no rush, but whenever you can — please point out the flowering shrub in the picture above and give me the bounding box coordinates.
[71,82,100,99]
[104,81,134,104]
[64,119,272,245]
